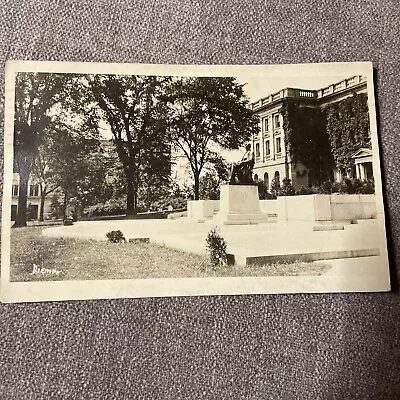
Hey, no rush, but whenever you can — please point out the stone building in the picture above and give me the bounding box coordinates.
[11,173,52,221]
[250,75,369,190]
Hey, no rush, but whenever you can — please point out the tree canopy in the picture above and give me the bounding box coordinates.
[165,77,260,199]
[83,75,172,216]
[13,72,73,226]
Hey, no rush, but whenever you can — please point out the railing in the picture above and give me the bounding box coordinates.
[322,87,332,96]
[252,76,366,108]
[272,92,281,101]
[299,90,315,98]
[334,81,345,91]
[346,76,356,85]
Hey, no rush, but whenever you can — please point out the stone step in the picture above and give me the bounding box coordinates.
[313,225,345,231]
[355,218,377,224]
[243,248,380,266]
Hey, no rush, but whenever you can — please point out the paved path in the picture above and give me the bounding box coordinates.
[41,218,390,293]
[42,218,385,261]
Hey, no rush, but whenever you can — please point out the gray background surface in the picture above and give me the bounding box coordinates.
[1,1,400,398]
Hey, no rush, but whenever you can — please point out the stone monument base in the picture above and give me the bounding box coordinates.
[214,184,269,225]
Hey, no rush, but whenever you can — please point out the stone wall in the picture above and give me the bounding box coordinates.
[330,194,376,220]
[188,194,377,223]
[259,199,278,215]
[277,194,376,222]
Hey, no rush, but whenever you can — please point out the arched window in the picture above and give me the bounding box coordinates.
[254,174,259,182]
[274,171,280,184]
[264,172,269,190]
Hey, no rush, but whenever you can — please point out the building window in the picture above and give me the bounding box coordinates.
[263,117,269,132]
[274,171,280,185]
[264,172,269,189]
[12,184,19,196]
[265,140,270,156]
[274,114,281,129]
[276,137,282,154]
[255,143,260,159]
[29,184,40,197]
[254,174,259,182]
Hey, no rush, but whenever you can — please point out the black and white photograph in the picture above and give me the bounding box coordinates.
[1,61,390,303]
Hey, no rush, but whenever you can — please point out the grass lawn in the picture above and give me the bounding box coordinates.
[9,225,331,282]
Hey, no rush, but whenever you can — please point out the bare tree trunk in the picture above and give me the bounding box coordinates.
[13,163,30,228]
[126,168,137,218]
[39,185,47,222]
[13,168,30,228]
[194,173,200,200]
[63,189,68,220]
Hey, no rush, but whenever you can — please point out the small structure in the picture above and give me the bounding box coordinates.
[214,145,268,224]
[214,184,269,225]
[352,148,373,181]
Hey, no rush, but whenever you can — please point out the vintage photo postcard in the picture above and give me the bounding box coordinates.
[1,61,390,303]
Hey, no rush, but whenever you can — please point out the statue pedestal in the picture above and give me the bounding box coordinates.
[214,184,269,225]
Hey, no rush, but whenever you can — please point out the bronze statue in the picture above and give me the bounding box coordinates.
[229,144,255,184]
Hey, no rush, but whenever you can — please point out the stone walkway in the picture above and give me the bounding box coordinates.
[40,217,390,293]
[42,217,385,263]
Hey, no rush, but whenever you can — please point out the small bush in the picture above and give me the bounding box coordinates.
[295,179,375,196]
[295,186,316,195]
[205,228,228,268]
[85,198,127,218]
[270,178,281,197]
[106,230,126,243]
[258,181,276,199]
[360,180,375,194]
[63,216,74,226]
[278,178,295,196]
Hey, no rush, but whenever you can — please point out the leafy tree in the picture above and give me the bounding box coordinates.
[165,77,260,200]
[198,172,221,200]
[324,93,370,174]
[42,122,107,219]
[32,142,60,221]
[31,116,109,220]
[198,153,229,200]
[13,72,71,227]
[83,75,172,217]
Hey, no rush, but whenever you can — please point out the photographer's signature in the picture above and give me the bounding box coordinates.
[30,263,62,276]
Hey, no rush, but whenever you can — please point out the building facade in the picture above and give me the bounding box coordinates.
[251,75,369,190]
[11,173,52,221]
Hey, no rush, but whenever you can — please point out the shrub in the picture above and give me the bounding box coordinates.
[150,196,187,212]
[258,181,276,200]
[270,178,281,197]
[295,179,374,196]
[278,178,295,196]
[337,178,373,194]
[205,228,228,268]
[106,230,126,243]
[295,186,316,195]
[85,197,127,218]
[63,216,74,226]
[360,180,375,194]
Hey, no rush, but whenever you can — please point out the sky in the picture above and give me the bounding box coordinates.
[93,63,369,169]
[237,74,360,104]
